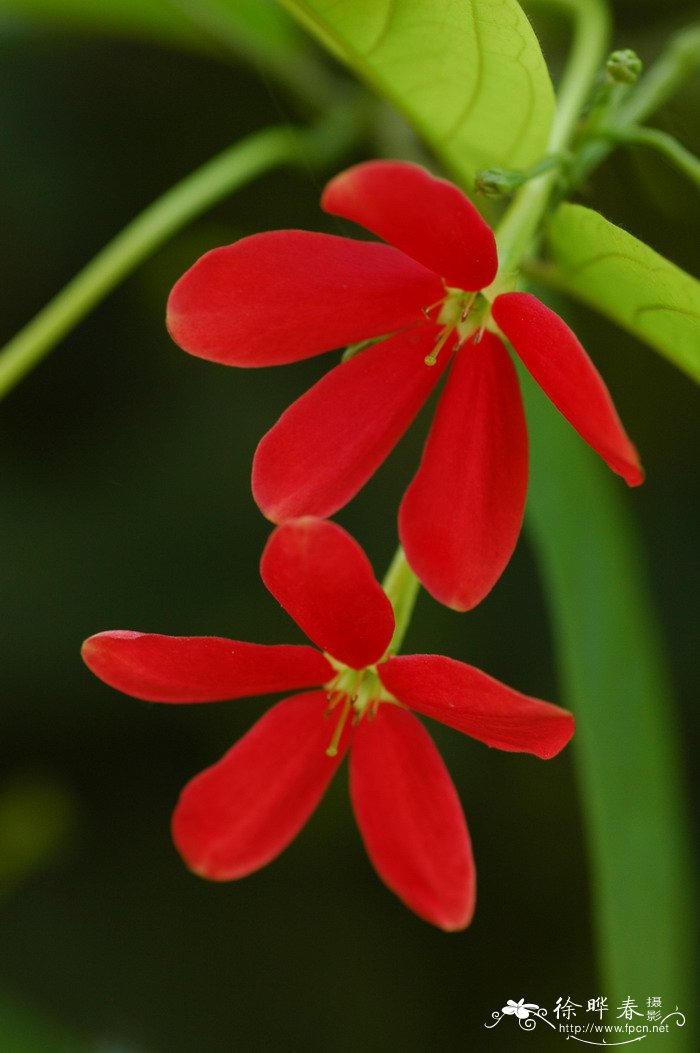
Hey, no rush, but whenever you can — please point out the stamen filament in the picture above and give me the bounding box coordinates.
[460,292,478,321]
[421,296,447,321]
[326,696,351,757]
[424,324,454,366]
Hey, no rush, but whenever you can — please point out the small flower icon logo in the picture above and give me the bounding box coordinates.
[502,999,540,1020]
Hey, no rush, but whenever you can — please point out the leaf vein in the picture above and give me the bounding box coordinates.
[365,0,398,56]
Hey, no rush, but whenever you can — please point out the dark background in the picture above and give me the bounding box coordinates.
[0,1,698,1050]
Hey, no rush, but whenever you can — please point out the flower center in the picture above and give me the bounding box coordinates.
[323,664,396,756]
[422,289,489,366]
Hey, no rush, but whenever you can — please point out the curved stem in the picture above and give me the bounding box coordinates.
[602,124,700,188]
[491,0,610,291]
[385,1,613,652]
[0,106,366,401]
[621,23,700,125]
[382,547,420,655]
[567,22,700,189]
[542,0,612,153]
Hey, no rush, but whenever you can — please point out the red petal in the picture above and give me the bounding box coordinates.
[322,160,497,291]
[399,332,528,611]
[379,655,575,759]
[81,631,332,702]
[260,518,394,669]
[253,326,448,523]
[350,705,475,931]
[172,692,347,879]
[167,230,443,366]
[492,292,644,486]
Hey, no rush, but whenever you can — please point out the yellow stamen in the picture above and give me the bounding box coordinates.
[326,696,351,757]
[424,324,454,367]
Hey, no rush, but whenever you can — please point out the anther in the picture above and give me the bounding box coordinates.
[424,325,453,367]
[421,296,447,322]
[460,293,477,322]
[325,689,344,712]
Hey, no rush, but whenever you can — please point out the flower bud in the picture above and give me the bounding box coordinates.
[474,167,524,198]
[606,49,643,84]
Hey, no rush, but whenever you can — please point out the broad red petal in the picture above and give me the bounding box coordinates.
[399,332,528,611]
[81,631,332,702]
[172,692,347,879]
[379,655,575,759]
[253,326,448,523]
[350,705,475,931]
[322,160,497,291]
[492,292,644,486]
[167,230,443,366]
[260,518,394,669]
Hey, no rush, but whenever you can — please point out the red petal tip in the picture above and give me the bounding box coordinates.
[322,160,497,291]
[172,692,347,880]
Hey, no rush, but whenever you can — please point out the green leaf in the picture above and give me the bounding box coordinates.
[523,367,697,1025]
[277,0,555,187]
[546,203,700,382]
[0,0,297,69]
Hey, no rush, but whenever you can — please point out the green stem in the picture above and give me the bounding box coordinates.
[491,0,610,292]
[382,547,420,656]
[600,124,700,188]
[0,106,366,401]
[621,23,700,125]
[567,23,700,189]
[385,0,612,653]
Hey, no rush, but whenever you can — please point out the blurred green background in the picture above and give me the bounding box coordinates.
[0,1,698,1050]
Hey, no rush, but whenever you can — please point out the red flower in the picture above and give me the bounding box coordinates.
[167,160,644,611]
[82,517,574,930]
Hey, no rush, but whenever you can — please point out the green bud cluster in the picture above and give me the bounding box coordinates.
[606,49,643,85]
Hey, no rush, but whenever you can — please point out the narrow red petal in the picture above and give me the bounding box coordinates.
[492,292,644,486]
[399,332,528,611]
[81,631,332,702]
[253,326,448,523]
[322,160,497,291]
[350,705,475,931]
[260,518,394,669]
[172,692,347,879]
[378,655,575,759]
[166,230,443,366]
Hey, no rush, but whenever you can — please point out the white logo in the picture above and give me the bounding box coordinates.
[484,996,687,1045]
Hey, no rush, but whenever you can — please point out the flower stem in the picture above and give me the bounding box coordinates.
[382,547,421,655]
[618,23,700,124]
[490,12,700,292]
[0,102,367,401]
[565,22,700,190]
[385,0,613,653]
[598,124,700,188]
[491,0,611,291]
